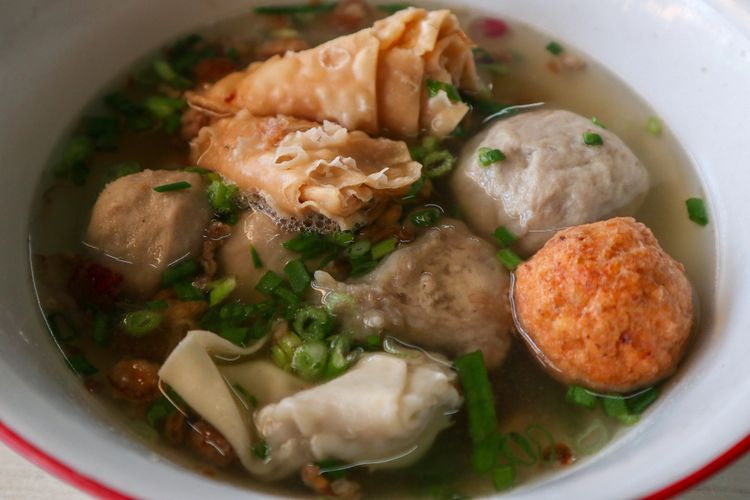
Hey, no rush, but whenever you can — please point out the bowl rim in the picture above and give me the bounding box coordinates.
[3,417,750,499]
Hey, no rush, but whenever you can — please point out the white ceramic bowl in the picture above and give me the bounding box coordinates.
[2,1,750,498]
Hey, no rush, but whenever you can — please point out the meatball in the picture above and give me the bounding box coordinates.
[217,210,296,302]
[85,170,212,299]
[451,109,649,255]
[513,217,693,393]
[314,219,513,368]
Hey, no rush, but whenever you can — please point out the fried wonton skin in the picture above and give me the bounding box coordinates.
[190,111,421,229]
[188,8,479,138]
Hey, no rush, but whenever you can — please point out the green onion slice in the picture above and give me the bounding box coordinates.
[371,237,398,260]
[546,41,564,55]
[283,258,311,294]
[493,226,518,247]
[591,116,607,129]
[565,385,597,409]
[250,245,264,269]
[153,181,191,192]
[426,79,462,103]
[409,207,442,227]
[491,464,516,491]
[66,353,98,376]
[255,270,284,295]
[646,116,663,136]
[496,248,523,271]
[582,132,603,146]
[293,305,335,342]
[162,259,198,287]
[686,197,709,226]
[122,310,162,336]
[422,150,456,179]
[454,351,499,474]
[209,277,237,307]
[292,340,329,381]
[478,147,506,166]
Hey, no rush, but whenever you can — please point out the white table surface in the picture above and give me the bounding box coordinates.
[1,441,749,499]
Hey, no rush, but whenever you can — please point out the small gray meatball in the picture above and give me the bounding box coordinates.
[315,219,513,369]
[218,210,296,302]
[85,170,211,299]
[451,109,649,255]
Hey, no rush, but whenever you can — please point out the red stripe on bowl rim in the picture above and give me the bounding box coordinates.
[0,420,131,499]
[1,417,749,499]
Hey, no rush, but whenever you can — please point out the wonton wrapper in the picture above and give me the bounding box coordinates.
[188,8,479,137]
[191,111,421,229]
[159,330,462,480]
[158,330,308,477]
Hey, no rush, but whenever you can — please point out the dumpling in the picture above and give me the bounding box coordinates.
[187,8,479,137]
[451,109,650,255]
[191,111,421,229]
[256,351,462,477]
[159,330,461,480]
[84,169,212,299]
[158,330,308,478]
[314,219,513,368]
[218,210,296,302]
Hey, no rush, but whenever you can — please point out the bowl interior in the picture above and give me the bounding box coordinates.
[1,1,750,498]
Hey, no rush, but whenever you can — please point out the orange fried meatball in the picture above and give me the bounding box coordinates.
[513,217,693,393]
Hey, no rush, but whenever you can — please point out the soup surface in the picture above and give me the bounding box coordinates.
[29,2,714,498]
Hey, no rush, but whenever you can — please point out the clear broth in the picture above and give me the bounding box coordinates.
[28,4,715,498]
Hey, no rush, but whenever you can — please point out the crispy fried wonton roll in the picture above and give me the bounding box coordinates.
[188,8,479,138]
[190,111,421,230]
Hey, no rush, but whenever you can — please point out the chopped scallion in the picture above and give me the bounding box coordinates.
[422,150,456,179]
[66,353,98,376]
[426,79,462,103]
[546,41,564,55]
[209,277,237,307]
[292,340,328,381]
[143,95,186,119]
[565,385,597,409]
[255,270,284,296]
[250,245,264,269]
[371,237,398,260]
[627,387,659,414]
[273,286,301,306]
[206,179,239,214]
[293,306,335,341]
[582,131,604,146]
[454,351,499,473]
[478,147,506,166]
[233,384,258,408]
[153,181,191,192]
[218,326,249,346]
[591,116,607,129]
[491,464,516,491]
[162,259,198,287]
[686,197,709,226]
[47,313,77,342]
[174,280,204,301]
[496,248,523,271]
[493,226,518,247]
[329,231,355,247]
[409,207,442,227]
[284,258,311,294]
[251,440,271,460]
[122,310,162,336]
[646,116,663,136]
[146,396,175,427]
[347,240,371,259]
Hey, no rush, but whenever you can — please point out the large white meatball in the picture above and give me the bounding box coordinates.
[85,169,211,299]
[451,109,649,255]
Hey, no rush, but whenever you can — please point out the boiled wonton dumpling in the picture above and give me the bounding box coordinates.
[187,8,479,137]
[190,111,421,229]
[159,330,461,480]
